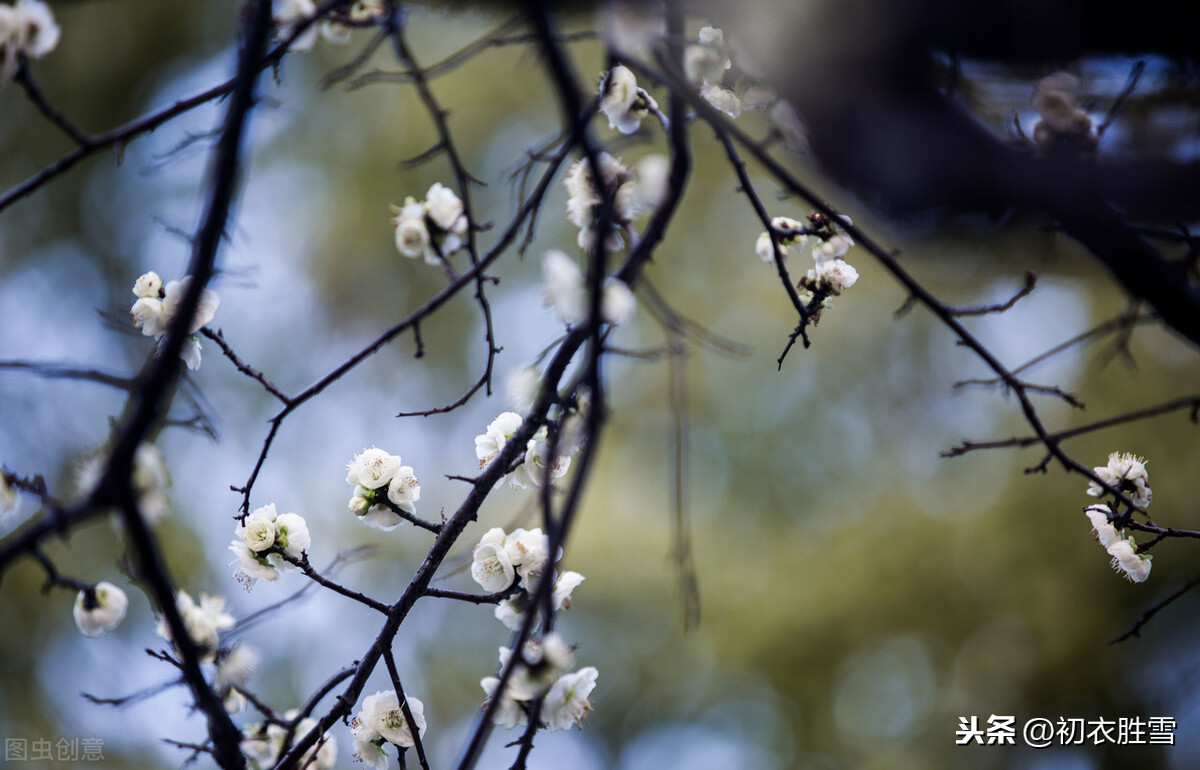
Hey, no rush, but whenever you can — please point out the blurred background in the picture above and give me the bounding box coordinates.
[2,2,1199,768]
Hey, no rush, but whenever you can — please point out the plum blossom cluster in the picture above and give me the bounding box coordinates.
[129,271,220,370]
[1084,505,1152,583]
[481,632,599,732]
[391,182,469,266]
[350,690,426,770]
[228,503,312,590]
[563,152,644,252]
[542,249,636,328]
[345,447,422,531]
[470,527,557,593]
[598,64,660,135]
[242,709,337,770]
[1082,452,1155,583]
[1087,451,1153,508]
[755,212,859,300]
[475,408,586,490]
[155,589,235,664]
[273,0,385,52]
[72,581,129,638]
[0,0,59,85]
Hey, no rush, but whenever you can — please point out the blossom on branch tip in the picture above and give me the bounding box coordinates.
[391,184,469,265]
[351,690,426,766]
[0,0,60,85]
[346,447,402,490]
[599,65,646,134]
[541,251,636,328]
[475,412,523,468]
[385,466,421,514]
[1087,451,1152,508]
[73,582,128,638]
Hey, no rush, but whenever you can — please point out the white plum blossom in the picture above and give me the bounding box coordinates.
[563,153,638,251]
[230,541,280,590]
[215,643,259,692]
[0,0,60,84]
[553,571,585,611]
[391,184,469,265]
[499,633,575,701]
[1087,451,1152,508]
[684,26,729,87]
[130,297,167,337]
[239,509,277,553]
[1107,537,1152,583]
[346,447,402,490]
[156,590,234,663]
[392,198,434,263]
[161,277,220,334]
[602,278,636,326]
[179,337,203,370]
[425,182,469,240]
[475,412,523,468]
[133,271,163,299]
[756,216,807,264]
[510,430,572,490]
[635,154,670,210]
[385,465,421,514]
[132,442,171,523]
[470,527,559,592]
[813,233,854,262]
[481,675,528,729]
[599,65,646,134]
[541,666,599,731]
[1084,505,1120,549]
[73,582,128,638]
[494,570,586,630]
[700,82,742,118]
[130,272,218,369]
[506,366,541,414]
[471,540,515,592]
[345,448,420,530]
[542,250,587,326]
[806,258,859,295]
[494,597,525,630]
[351,690,426,766]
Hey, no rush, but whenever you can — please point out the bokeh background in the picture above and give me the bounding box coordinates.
[2,3,1200,768]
